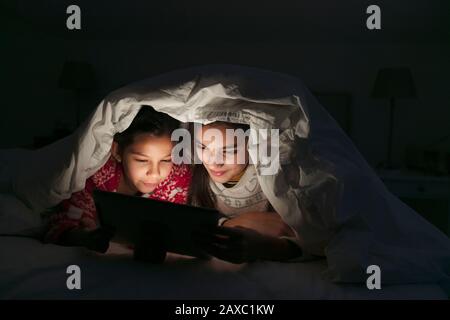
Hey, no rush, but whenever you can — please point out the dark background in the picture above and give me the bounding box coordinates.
[1,0,449,170]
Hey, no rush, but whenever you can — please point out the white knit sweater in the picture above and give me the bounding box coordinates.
[209,165,270,218]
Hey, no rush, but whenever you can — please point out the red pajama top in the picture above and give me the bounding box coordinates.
[45,156,191,242]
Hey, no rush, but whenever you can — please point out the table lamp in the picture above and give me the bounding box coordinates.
[372,67,417,169]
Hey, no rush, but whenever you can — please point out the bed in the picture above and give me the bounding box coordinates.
[0,236,446,299]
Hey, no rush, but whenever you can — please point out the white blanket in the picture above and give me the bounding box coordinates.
[1,65,449,288]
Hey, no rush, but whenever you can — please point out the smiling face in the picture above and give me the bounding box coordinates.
[112,133,173,195]
[195,123,249,184]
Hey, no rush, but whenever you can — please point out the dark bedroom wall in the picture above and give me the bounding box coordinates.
[1,0,449,170]
[1,15,66,148]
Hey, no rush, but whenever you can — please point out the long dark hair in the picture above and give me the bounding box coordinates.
[113,105,179,150]
[187,121,250,208]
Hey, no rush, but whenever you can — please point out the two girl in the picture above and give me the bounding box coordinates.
[46,107,302,262]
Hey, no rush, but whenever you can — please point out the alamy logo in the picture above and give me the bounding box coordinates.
[366,265,381,290]
[170,125,280,175]
[66,5,81,30]
[66,265,81,290]
[366,5,381,30]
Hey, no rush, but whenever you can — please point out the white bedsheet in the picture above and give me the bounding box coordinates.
[0,238,446,300]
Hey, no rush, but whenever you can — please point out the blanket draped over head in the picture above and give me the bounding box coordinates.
[2,65,449,287]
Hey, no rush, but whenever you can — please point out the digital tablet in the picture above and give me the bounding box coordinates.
[93,189,225,258]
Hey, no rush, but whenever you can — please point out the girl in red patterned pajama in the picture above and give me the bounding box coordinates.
[44,106,191,260]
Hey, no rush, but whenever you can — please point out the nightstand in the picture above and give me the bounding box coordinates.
[378,170,450,236]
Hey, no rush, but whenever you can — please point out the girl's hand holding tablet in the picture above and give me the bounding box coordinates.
[192,226,302,264]
[221,211,296,239]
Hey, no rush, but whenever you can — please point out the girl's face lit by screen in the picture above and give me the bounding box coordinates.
[113,133,173,194]
[195,124,248,184]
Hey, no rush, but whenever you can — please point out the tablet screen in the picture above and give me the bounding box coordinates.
[93,189,225,258]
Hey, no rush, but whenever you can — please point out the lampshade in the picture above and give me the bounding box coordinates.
[58,60,95,90]
[371,67,417,99]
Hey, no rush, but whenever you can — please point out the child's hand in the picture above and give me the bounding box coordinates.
[133,239,167,263]
[84,227,115,253]
[222,212,295,238]
[133,222,167,263]
[58,227,114,253]
[192,226,299,264]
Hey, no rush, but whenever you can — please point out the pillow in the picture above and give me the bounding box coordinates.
[0,193,44,236]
